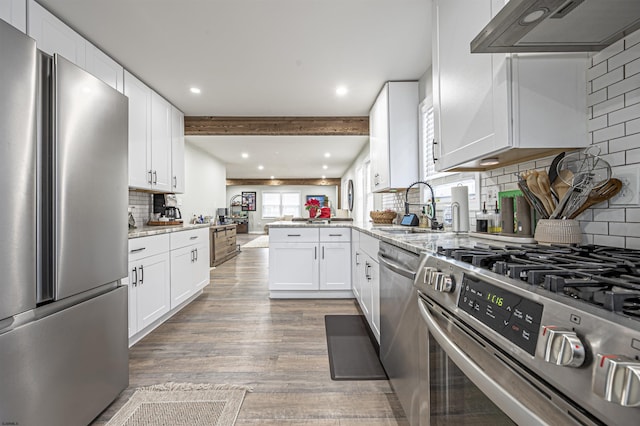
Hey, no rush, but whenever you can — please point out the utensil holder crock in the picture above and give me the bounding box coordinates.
[534,219,582,245]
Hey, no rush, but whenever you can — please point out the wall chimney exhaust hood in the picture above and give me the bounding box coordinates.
[471,0,640,53]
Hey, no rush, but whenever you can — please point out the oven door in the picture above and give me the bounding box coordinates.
[417,294,594,426]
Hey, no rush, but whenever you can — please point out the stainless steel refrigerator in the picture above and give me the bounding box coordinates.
[0,19,129,426]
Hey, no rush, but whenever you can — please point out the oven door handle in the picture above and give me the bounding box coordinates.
[378,254,416,280]
[417,298,547,426]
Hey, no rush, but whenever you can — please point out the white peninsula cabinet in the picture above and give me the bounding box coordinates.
[352,230,380,342]
[169,228,209,309]
[126,234,171,340]
[0,0,26,32]
[369,81,419,192]
[269,227,352,298]
[432,0,588,171]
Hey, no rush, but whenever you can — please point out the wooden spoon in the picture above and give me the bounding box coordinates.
[551,169,574,201]
[568,178,623,219]
[526,171,553,217]
[536,170,556,214]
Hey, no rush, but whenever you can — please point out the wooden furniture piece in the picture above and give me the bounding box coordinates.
[210,224,238,266]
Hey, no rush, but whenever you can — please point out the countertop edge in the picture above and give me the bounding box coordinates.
[128,222,214,239]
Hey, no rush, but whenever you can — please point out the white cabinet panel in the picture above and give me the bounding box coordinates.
[169,245,195,308]
[171,106,185,193]
[193,240,210,291]
[27,0,85,67]
[128,251,170,336]
[0,0,26,32]
[85,43,124,93]
[319,242,351,291]
[169,229,210,308]
[269,242,318,291]
[369,81,419,192]
[150,92,172,192]
[124,71,152,190]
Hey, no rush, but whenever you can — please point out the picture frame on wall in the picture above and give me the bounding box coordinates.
[306,195,326,206]
[242,192,257,211]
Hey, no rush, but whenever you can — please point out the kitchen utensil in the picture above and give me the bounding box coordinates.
[547,151,565,198]
[525,170,553,217]
[567,178,623,219]
[551,169,574,201]
[536,170,556,214]
[517,178,547,218]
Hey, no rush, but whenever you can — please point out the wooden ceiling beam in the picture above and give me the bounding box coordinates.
[184,116,369,136]
[226,178,341,186]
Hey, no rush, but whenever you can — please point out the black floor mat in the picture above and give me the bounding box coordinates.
[324,315,387,380]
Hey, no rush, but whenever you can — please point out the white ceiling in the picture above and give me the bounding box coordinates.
[37,0,432,178]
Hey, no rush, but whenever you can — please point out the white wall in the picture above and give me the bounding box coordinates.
[226,185,338,233]
[341,143,371,224]
[179,142,227,222]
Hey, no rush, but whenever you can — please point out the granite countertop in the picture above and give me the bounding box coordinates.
[128,222,211,239]
[268,221,536,255]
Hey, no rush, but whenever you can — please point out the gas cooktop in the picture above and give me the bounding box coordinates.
[436,244,640,320]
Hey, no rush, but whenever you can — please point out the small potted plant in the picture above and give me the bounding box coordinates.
[305,198,321,218]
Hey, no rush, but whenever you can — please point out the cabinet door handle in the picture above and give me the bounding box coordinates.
[147,170,153,184]
[139,265,144,284]
[190,236,198,240]
[130,247,146,254]
[432,138,438,163]
[173,176,177,188]
[191,249,194,262]
[314,246,317,260]
[287,234,301,237]
[355,252,360,265]
[153,170,158,184]
[328,234,342,237]
[195,248,198,261]
[322,246,325,259]
[132,267,137,286]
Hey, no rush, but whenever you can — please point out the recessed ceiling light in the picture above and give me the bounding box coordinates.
[258,165,264,170]
[324,152,331,158]
[322,175,326,179]
[336,86,348,96]
[241,153,249,158]
[322,165,328,170]
[190,87,201,94]
[520,8,547,25]
[270,175,275,179]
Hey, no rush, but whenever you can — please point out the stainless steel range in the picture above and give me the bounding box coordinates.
[416,242,640,425]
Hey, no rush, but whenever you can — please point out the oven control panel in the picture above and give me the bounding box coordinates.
[457,274,544,356]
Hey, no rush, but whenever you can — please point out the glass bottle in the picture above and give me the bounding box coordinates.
[476,202,489,233]
[489,200,502,234]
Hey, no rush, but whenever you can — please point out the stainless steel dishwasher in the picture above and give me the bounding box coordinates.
[379,241,422,426]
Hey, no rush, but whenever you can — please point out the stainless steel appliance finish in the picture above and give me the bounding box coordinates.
[416,243,640,425]
[471,0,640,53]
[49,55,129,300]
[0,19,129,426]
[0,21,37,321]
[379,241,421,425]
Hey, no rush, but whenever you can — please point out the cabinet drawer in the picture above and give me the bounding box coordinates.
[320,227,351,242]
[269,228,319,243]
[128,234,169,262]
[225,226,236,237]
[170,228,208,250]
[360,232,380,259]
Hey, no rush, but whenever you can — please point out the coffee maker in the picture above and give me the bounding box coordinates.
[153,194,183,222]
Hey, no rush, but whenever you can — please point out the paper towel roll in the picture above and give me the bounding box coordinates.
[451,186,469,233]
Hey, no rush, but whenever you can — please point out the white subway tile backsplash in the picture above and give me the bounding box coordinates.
[592,208,625,222]
[592,94,624,117]
[626,87,640,107]
[593,123,624,143]
[609,72,640,98]
[627,237,640,249]
[592,68,624,92]
[592,38,624,66]
[626,147,640,164]
[609,133,640,152]
[587,88,607,107]
[626,57,640,78]
[626,30,640,50]
[627,208,640,222]
[581,221,608,235]
[627,118,640,135]
[601,151,626,167]
[609,222,640,237]
[587,61,608,81]
[593,234,625,248]
[608,41,640,70]
[609,102,640,125]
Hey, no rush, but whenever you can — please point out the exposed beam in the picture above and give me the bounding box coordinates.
[185,116,369,136]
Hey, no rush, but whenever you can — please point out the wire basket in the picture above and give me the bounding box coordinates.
[370,211,397,224]
[534,219,582,245]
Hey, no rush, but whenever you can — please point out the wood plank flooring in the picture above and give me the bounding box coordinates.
[92,234,407,425]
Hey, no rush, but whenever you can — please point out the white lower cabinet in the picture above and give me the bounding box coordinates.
[127,234,171,338]
[169,228,210,309]
[268,227,351,297]
[127,227,210,344]
[353,231,380,343]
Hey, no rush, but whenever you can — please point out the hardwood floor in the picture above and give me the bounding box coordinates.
[93,234,407,425]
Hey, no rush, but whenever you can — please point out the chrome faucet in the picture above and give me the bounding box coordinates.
[404,180,441,229]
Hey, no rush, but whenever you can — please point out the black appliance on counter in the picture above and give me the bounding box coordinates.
[413,242,640,425]
[153,193,182,222]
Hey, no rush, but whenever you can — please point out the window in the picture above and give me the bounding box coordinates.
[261,191,301,218]
[420,99,451,181]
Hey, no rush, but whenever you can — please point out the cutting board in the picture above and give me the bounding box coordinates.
[147,220,183,226]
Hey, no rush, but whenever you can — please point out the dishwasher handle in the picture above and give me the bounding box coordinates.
[378,253,416,280]
[417,298,547,426]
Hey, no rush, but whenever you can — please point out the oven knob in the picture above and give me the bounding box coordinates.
[542,326,585,368]
[433,273,454,293]
[593,354,640,407]
[423,267,438,286]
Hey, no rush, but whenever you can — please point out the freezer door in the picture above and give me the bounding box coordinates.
[0,19,37,320]
[52,55,128,300]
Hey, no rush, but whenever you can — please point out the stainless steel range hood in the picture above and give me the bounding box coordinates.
[471,0,640,53]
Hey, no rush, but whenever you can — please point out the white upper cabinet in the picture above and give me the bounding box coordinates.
[171,106,185,194]
[124,71,153,190]
[150,92,172,193]
[433,0,588,171]
[369,81,419,192]
[0,0,26,32]
[85,42,124,93]
[27,0,85,67]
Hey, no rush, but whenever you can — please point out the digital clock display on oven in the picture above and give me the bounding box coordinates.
[457,274,543,356]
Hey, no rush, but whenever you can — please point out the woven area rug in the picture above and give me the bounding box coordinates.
[241,235,269,248]
[105,383,251,426]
